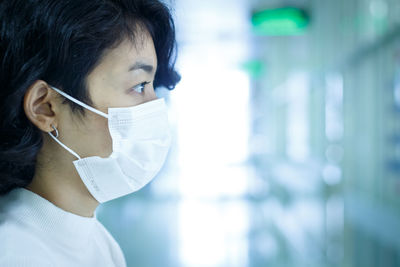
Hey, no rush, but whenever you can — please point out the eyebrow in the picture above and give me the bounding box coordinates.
[128,61,154,73]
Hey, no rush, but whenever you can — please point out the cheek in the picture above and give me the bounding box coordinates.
[75,113,113,158]
[91,116,113,157]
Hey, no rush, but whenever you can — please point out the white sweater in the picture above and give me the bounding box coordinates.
[0,188,126,267]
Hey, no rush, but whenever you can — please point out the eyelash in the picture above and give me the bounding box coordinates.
[132,81,151,94]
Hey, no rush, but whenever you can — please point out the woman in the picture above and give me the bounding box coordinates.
[0,0,180,266]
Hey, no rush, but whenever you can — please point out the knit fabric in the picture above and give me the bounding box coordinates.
[0,188,126,267]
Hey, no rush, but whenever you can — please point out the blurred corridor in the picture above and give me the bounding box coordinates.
[97,0,400,266]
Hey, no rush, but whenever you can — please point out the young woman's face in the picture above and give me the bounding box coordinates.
[55,31,158,159]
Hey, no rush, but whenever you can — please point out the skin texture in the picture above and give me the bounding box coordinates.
[23,31,158,217]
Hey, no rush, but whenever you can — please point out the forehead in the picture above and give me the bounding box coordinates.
[94,31,157,74]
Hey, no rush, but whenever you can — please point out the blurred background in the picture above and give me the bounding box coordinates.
[97,0,400,266]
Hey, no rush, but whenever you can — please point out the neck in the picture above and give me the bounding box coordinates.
[27,146,99,218]
[27,179,98,218]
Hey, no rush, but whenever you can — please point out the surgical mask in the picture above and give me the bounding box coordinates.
[48,86,172,203]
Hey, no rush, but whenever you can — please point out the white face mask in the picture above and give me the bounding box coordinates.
[48,86,172,203]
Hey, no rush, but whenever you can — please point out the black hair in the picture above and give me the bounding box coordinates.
[0,0,180,195]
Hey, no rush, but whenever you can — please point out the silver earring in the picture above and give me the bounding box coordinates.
[51,124,59,138]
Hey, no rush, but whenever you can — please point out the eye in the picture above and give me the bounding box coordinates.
[132,81,151,94]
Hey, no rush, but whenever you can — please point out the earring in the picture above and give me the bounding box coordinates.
[51,124,59,138]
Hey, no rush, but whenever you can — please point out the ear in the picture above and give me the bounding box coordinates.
[23,80,58,133]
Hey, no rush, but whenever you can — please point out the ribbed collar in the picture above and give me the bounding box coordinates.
[0,188,97,249]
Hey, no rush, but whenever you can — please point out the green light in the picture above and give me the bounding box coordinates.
[251,7,310,36]
[240,60,265,79]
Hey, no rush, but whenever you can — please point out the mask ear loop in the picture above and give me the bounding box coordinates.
[50,86,109,119]
[48,124,82,160]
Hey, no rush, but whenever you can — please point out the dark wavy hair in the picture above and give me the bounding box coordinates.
[0,0,180,195]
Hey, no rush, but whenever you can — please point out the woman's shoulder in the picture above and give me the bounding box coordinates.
[0,220,55,266]
[0,256,53,267]
[0,190,56,265]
